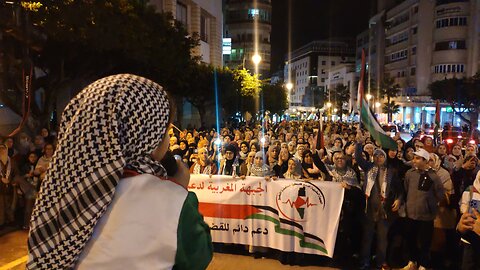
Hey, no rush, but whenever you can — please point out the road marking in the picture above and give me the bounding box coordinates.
[0,255,28,270]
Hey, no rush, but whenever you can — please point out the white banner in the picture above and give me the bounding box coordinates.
[188,174,345,257]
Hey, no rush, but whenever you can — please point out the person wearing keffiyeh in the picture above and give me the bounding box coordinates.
[27,74,212,270]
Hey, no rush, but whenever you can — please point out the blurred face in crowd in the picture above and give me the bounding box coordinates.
[28,153,38,164]
[44,144,55,158]
[413,155,428,170]
[296,145,305,157]
[348,134,356,142]
[224,150,235,161]
[466,145,476,156]
[396,139,404,149]
[285,133,292,142]
[414,140,424,150]
[388,149,397,159]
[424,137,433,146]
[250,144,258,152]
[0,144,7,159]
[254,154,264,166]
[41,128,49,138]
[246,152,255,165]
[240,143,249,154]
[291,135,297,144]
[223,136,231,144]
[288,143,296,153]
[374,153,386,166]
[405,147,415,161]
[452,144,462,156]
[304,133,309,141]
[333,152,346,169]
[34,136,44,147]
[179,141,187,150]
[364,144,374,157]
[437,144,447,156]
[169,136,177,147]
[303,152,313,165]
[186,132,193,141]
[281,143,288,152]
[5,138,14,149]
[287,159,296,172]
[197,147,208,164]
[334,139,342,149]
[279,148,289,161]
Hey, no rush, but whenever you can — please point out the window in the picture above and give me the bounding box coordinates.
[413,6,419,14]
[387,49,408,63]
[387,31,409,46]
[322,61,326,65]
[433,64,465,73]
[435,40,466,50]
[331,61,336,66]
[248,8,259,19]
[411,46,417,55]
[321,78,325,83]
[200,14,208,42]
[411,26,418,35]
[176,2,187,27]
[436,16,467,28]
[411,67,416,76]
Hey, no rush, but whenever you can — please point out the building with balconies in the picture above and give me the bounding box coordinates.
[284,40,355,111]
[223,0,271,77]
[151,0,223,67]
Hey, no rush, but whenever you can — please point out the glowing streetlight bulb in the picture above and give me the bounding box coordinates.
[375,102,381,108]
[260,137,266,144]
[286,82,293,90]
[333,108,338,113]
[252,54,262,65]
[366,94,373,100]
[326,102,332,108]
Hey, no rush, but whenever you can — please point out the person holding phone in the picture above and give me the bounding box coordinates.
[27,74,212,270]
[457,170,480,269]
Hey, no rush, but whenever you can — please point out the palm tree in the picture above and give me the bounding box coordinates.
[380,75,401,122]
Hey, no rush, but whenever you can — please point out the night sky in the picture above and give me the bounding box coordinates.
[270,0,375,72]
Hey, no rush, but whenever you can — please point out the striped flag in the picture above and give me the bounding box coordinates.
[357,49,397,150]
[434,100,440,144]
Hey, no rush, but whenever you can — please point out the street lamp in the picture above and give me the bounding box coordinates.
[326,102,332,108]
[375,102,381,108]
[286,82,293,91]
[252,54,262,66]
[366,94,373,101]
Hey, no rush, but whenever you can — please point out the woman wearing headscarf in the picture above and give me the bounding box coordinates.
[27,74,212,270]
[218,144,240,176]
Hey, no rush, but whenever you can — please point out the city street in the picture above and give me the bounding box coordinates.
[0,231,338,270]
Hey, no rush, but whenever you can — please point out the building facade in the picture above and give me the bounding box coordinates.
[223,0,272,77]
[360,0,480,127]
[284,40,355,111]
[325,63,357,113]
[151,0,224,67]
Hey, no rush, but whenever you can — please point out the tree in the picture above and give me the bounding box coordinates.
[0,0,198,133]
[260,83,288,115]
[379,75,401,122]
[382,101,400,116]
[331,84,350,121]
[429,74,480,130]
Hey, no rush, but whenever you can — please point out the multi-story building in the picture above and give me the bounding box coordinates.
[360,0,480,126]
[151,0,223,67]
[284,40,355,111]
[223,0,272,77]
[325,63,357,113]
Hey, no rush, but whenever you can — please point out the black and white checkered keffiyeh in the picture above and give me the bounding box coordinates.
[27,74,170,269]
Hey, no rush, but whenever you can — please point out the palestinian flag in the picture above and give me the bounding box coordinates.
[357,49,397,150]
[199,202,328,254]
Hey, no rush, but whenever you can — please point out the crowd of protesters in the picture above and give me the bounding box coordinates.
[0,128,57,231]
[168,120,479,270]
[2,119,480,269]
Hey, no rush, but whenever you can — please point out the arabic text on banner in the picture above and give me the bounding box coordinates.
[188,174,345,258]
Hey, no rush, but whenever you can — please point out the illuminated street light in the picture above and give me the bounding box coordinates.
[333,108,338,113]
[252,54,262,65]
[366,94,373,100]
[375,102,381,108]
[286,82,293,90]
[326,102,332,108]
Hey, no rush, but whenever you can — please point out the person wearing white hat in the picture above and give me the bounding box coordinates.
[402,148,445,270]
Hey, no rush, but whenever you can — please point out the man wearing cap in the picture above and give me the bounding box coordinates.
[402,148,445,270]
